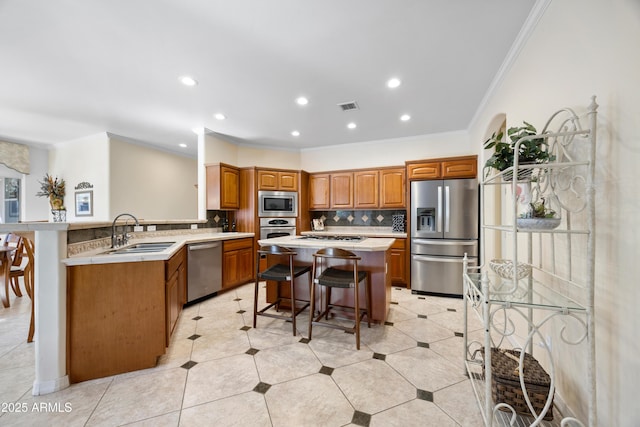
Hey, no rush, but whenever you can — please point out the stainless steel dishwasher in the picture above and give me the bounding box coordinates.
[187,241,222,303]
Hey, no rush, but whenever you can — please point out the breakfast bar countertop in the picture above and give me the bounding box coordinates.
[258,234,395,251]
[63,232,254,266]
[301,226,406,239]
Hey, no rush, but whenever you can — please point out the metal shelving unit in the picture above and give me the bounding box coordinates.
[463,97,598,427]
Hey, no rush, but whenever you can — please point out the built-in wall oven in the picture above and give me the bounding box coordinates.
[258,191,298,217]
[259,217,297,240]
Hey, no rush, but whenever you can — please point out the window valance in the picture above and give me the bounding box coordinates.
[0,141,30,174]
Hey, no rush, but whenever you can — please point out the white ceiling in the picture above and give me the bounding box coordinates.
[0,0,535,157]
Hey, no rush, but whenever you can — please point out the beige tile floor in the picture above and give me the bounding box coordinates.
[0,282,487,427]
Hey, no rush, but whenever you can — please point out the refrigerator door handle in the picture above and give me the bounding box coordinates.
[412,239,477,246]
[412,254,471,264]
[444,185,450,233]
[437,186,443,232]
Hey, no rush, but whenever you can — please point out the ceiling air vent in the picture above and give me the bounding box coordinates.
[338,101,359,111]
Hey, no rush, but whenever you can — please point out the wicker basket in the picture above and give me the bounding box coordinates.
[481,348,554,421]
[489,259,531,280]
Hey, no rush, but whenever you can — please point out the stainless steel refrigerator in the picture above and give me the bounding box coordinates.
[410,179,478,296]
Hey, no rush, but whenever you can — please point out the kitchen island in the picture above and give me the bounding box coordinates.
[257,235,395,323]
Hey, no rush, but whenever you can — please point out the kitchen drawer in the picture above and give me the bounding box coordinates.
[223,237,253,252]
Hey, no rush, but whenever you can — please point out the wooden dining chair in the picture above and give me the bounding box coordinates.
[4,233,25,298]
[22,238,35,342]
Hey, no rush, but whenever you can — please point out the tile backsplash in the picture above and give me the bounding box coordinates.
[66,210,229,245]
[310,210,406,228]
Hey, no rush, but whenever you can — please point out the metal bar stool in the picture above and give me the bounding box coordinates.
[308,247,371,350]
[253,245,311,336]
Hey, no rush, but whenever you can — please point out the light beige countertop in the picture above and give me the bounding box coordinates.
[258,234,395,251]
[63,232,254,266]
[301,226,406,239]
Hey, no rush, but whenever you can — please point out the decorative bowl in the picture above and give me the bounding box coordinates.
[516,217,561,230]
[489,259,532,280]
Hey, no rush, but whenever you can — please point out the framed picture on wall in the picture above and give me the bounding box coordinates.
[75,190,93,216]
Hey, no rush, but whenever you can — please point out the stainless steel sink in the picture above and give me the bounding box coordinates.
[103,242,175,255]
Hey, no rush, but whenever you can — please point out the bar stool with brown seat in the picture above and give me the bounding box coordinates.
[308,247,371,350]
[253,245,311,336]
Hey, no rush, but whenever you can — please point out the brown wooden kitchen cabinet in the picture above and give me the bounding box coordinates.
[165,246,186,345]
[441,157,477,179]
[309,173,330,210]
[257,169,298,191]
[206,163,240,210]
[389,238,407,287]
[407,161,441,180]
[223,238,254,289]
[354,170,379,209]
[407,156,477,180]
[380,168,406,208]
[331,172,354,209]
[67,261,167,383]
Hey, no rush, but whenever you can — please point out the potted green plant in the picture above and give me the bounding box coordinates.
[483,121,555,180]
[516,198,561,230]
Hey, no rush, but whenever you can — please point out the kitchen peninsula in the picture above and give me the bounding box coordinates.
[257,235,395,322]
[63,230,254,383]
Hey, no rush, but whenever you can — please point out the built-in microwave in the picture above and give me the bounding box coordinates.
[258,190,298,217]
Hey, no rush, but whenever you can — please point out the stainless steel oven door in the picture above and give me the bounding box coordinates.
[260,226,296,240]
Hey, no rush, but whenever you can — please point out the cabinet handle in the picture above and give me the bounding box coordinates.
[412,239,477,246]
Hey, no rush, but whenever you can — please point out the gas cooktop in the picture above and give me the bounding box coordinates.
[298,235,367,242]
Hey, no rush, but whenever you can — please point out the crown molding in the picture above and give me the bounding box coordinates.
[468,0,553,131]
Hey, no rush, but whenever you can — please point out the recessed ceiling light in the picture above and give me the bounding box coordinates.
[214,113,226,120]
[347,122,357,129]
[296,97,309,106]
[400,114,411,121]
[387,78,401,89]
[180,76,198,86]
[291,130,300,137]
[179,143,187,148]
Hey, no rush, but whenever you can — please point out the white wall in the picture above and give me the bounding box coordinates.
[49,133,110,221]
[109,137,197,220]
[301,130,472,172]
[204,129,472,173]
[203,133,239,165]
[237,146,301,170]
[469,0,640,424]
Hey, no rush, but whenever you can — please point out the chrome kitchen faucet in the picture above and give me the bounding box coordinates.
[111,213,140,248]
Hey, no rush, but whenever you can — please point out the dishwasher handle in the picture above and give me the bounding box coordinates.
[189,242,221,251]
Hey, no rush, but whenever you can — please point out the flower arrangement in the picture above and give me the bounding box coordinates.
[36,173,66,209]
